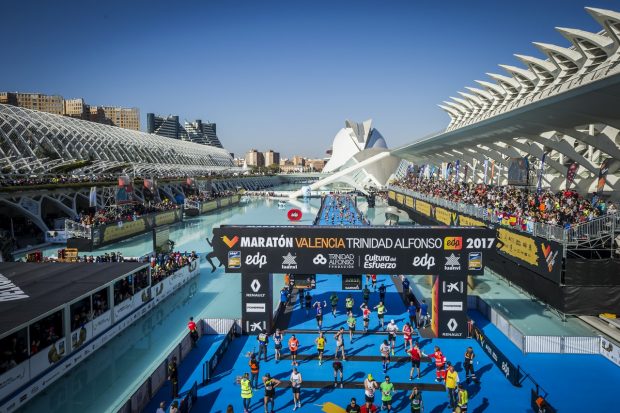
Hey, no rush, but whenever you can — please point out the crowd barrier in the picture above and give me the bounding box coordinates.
[202,319,240,383]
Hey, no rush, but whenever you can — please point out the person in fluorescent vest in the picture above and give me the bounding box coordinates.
[240,372,253,413]
[456,383,469,412]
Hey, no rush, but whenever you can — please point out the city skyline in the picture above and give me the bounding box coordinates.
[0,0,611,158]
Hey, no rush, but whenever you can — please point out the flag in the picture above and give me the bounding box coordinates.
[446,162,453,181]
[89,186,97,208]
[483,159,489,184]
[566,162,579,188]
[490,160,496,184]
[596,159,610,194]
[537,153,546,193]
[463,164,469,183]
[454,160,460,183]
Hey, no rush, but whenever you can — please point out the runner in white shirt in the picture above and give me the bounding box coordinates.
[364,373,379,404]
[380,340,391,373]
[386,319,399,355]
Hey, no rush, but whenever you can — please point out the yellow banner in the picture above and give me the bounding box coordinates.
[497,227,539,266]
[201,200,218,213]
[103,219,146,243]
[220,198,230,207]
[460,215,485,227]
[416,200,431,217]
[435,207,451,225]
[155,210,179,226]
[405,196,414,208]
[396,193,404,204]
[388,190,395,200]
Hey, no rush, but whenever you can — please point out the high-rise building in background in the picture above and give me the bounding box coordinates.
[147,113,223,147]
[292,156,306,166]
[0,92,140,130]
[264,150,280,166]
[245,149,265,167]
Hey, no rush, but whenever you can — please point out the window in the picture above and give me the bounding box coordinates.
[29,310,64,355]
[70,296,91,331]
[114,276,133,305]
[133,268,149,293]
[0,328,28,373]
[92,287,109,317]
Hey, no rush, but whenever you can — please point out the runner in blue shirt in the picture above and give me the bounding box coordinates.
[407,301,418,328]
[418,300,429,329]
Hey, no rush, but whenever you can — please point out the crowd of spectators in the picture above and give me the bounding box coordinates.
[150,251,199,285]
[391,174,617,230]
[72,200,179,228]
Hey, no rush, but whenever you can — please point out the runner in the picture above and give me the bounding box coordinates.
[464,347,478,383]
[407,342,426,380]
[313,300,327,330]
[407,301,418,329]
[373,301,387,330]
[239,372,253,413]
[288,334,300,366]
[304,292,312,316]
[364,374,379,405]
[334,327,346,360]
[378,283,387,303]
[418,300,429,329]
[262,373,281,413]
[386,319,399,355]
[433,346,446,383]
[346,311,357,343]
[380,339,391,373]
[187,316,198,348]
[408,386,423,413]
[360,303,371,333]
[290,367,303,410]
[257,331,269,361]
[346,398,361,413]
[345,293,354,314]
[380,375,394,412]
[361,401,378,413]
[332,356,344,388]
[446,363,460,411]
[249,353,260,389]
[457,383,469,412]
[330,292,339,317]
[272,329,283,362]
[402,322,414,351]
[371,274,377,291]
[315,331,327,365]
[362,285,371,305]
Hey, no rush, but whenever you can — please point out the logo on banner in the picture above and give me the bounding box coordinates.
[444,253,461,271]
[282,252,298,270]
[250,279,261,293]
[228,251,241,269]
[313,254,327,265]
[443,280,464,293]
[222,235,239,248]
[247,321,266,332]
[329,253,355,269]
[363,254,396,270]
[541,243,558,273]
[246,303,266,313]
[468,252,482,271]
[245,252,267,268]
[442,301,463,311]
[444,237,462,250]
[287,209,302,221]
[412,253,436,270]
[447,318,458,332]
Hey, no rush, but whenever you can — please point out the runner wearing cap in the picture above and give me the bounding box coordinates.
[380,375,394,411]
[364,374,379,404]
[386,320,399,355]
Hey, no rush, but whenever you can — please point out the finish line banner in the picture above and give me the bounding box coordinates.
[212,226,496,275]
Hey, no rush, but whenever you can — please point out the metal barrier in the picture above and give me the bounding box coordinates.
[64,220,92,239]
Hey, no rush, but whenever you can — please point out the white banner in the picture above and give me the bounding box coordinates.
[600,337,620,367]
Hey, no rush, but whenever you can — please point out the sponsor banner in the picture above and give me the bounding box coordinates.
[496,227,562,283]
[396,193,405,204]
[459,215,485,227]
[388,191,396,200]
[600,337,620,367]
[431,276,439,337]
[405,196,414,208]
[435,207,452,225]
[287,209,302,221]
[342,274,362,290]
[289,274,316,289]
[415,200,431,217]
[472,323,523,386]
[201,200,218,213]
[103,219,147,243]
[155,210,180,226]
[241,273,273,335]
[435,274,468,339]
[213,226,496,275]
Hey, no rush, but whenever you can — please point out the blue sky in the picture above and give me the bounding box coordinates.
[1,0,616,158]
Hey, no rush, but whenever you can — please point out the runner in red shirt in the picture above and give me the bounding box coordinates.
[402,322,414,351]
[187,317,198,348]
[361,400,378,413]
[360,304,371,333]
[407,342,426,380]
[371,274,377,291]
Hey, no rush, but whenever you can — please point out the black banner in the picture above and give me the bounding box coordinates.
[241,273,273,335]
[342,274,362,290]
[213,226,496,275]
[507,157,529,186]
[289,274,316,289]
[472,323,522,386]
[435,274,468,339]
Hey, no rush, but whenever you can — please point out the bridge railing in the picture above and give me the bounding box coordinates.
[64,220,92,239]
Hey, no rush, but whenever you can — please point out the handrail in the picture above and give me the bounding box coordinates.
[389,185,619,245]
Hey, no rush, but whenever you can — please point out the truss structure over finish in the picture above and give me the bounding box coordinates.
[0,104,236,176]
